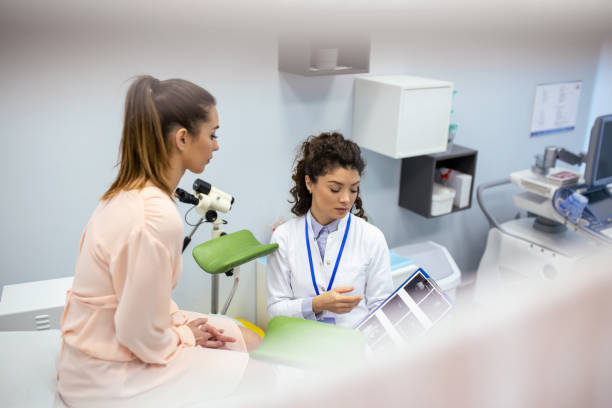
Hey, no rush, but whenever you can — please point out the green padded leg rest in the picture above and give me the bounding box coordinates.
[250,316,366,368]
[192,230,278,275]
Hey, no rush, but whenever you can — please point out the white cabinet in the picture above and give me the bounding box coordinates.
[0,277,73,330]
[352,76,453,159]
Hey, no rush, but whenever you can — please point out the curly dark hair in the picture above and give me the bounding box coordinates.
[290,131,367,220]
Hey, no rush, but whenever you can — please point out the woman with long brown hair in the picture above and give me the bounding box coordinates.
[266,132,393,328]
[57,75,261,406]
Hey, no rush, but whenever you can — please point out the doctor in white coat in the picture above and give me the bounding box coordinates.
[266,132,393,328]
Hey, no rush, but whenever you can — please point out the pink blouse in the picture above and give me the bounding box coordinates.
[58,186,248,405]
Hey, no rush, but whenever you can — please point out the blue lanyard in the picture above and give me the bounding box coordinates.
[305,213,351,296]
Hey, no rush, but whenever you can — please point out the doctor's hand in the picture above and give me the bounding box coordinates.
[312,286,363,314]
[187,317,237,348]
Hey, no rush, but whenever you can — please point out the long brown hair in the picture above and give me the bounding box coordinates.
[290,132,367,220]
[102,75,216,200]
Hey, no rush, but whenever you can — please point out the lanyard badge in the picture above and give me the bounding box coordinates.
[305,213,352,296]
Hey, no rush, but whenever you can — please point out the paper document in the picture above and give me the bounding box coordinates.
[530,81,582,137]
[355,268,453,351]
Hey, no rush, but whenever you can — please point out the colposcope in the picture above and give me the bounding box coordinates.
[175,179,235,252]
[175,179,237,314]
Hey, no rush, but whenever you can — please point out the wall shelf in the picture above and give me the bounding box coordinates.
[278,34,370,76]
[399,144,478,218]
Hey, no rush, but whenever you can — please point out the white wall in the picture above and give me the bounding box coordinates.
[0,26,285,319]
[589,36,612,129]
[277,29,602,280]
[0,5,608,323]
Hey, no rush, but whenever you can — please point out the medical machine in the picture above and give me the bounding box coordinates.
[175,179,278,315]
[474,114,612,303]
[578,114,612,230]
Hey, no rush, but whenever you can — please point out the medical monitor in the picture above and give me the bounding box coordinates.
[585,114,612,191]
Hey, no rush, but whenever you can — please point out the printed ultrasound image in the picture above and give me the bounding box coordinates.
[396,312,425,339]
[381,295,410,324]
[358,315,386,345]
[404,273,433,303]
[419,290,452,323]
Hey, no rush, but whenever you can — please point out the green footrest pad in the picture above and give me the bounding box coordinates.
[192,230,278,275]
[250,316,366,368]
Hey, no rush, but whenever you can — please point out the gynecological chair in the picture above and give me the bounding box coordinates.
[191,229,366,367]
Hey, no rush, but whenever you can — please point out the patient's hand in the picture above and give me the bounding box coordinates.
[187,317,237,348]
[312,286,363,314]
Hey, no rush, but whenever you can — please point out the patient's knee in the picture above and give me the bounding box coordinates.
[239,326,262,352]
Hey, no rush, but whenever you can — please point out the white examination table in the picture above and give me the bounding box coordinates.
[0,329,66,407]
[0,278,71,407]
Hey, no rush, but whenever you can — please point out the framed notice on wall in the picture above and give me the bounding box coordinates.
[530,80,582,137]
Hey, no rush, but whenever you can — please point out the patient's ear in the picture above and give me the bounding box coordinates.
[171,128,189,153]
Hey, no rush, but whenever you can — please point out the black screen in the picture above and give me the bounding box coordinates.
[596,120,612,181]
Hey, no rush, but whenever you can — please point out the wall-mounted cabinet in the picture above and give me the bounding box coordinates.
[278,34,370,76]
[399,144,478,218]
[352,76,454,159]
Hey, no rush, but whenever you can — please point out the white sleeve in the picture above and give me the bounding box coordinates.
[364,228,394,312]
[266,228,312,319]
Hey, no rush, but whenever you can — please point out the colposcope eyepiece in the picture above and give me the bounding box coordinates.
[193,179,212,195]
[174,188,199,205]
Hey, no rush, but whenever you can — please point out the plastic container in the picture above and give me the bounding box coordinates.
[439,167,472,208]
[431,183,456,216]
[391,241,462,300]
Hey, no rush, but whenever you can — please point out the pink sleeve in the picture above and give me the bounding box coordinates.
[113,226,195,365]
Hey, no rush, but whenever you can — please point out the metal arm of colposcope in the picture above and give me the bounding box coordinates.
[220,267,240,315]
[210,217,230,314]
[182,218,204,253]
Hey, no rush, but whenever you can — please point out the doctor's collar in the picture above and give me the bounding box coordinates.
[307,210,345,235]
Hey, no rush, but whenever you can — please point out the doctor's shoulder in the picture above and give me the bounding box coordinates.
[269,214,305,244]
[351,215,388,246]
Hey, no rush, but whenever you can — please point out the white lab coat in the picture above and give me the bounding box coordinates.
[266,212,393,328]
